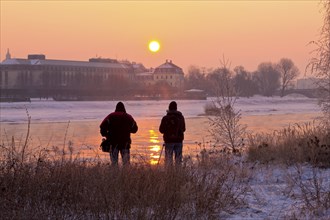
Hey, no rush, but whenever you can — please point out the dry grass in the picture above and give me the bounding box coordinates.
[0,119,250,219]
[0,154,250,219]
[246,121,330,168]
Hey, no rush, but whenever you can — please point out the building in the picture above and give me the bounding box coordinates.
[0,51,131,91]
[0,51,185,99]
[134,60,184,89]
[296,77,318,89]
[153,59,184,88]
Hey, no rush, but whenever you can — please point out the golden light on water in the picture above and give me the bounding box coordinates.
[150,139,159,144]
[149,129,162,165]
[149,130,159,143]
[150,145,161,152]
[150,155,160,165]
[150,147,162,165]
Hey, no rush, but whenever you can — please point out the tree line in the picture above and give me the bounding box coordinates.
[184,58,300,97]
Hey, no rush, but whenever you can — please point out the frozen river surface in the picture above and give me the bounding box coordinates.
[0,95,320,123]
[0,95,322,164]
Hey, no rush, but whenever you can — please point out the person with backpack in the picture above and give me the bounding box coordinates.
[100,102,138,166]
[159,101,186,166]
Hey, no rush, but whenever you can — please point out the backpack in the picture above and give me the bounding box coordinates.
[100,138,111,152]
[166,114,181,139]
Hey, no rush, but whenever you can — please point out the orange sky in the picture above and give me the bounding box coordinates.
[0,1,324,75]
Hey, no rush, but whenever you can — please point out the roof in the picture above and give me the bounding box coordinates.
[1,59,32,65]
[1,58,129,69]
[153,59,184,74]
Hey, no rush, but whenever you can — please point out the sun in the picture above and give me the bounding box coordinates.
[148,40,160,52]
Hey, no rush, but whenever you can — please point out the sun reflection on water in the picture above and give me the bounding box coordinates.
[149,129,162,165]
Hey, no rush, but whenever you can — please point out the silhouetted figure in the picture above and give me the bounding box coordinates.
[159,101,186,166]
[100,102,138,166]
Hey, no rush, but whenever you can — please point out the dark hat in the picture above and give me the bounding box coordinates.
[115,102,126,113]
[168,101,177,111]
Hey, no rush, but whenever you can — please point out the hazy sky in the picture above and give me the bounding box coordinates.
[0,1,324,75]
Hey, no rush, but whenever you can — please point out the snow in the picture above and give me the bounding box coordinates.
[284,93,309,98]
[0,96,320,123]
[228,163,330,219]
[185,89,204,92]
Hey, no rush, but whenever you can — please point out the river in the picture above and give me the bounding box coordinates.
[0,95,322,164]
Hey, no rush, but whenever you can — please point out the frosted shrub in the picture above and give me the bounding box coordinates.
[308,0,330,132]
[206,59,247,154]
[208,96,247,154]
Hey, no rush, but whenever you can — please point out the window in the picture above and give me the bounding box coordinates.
[5,71,8,86]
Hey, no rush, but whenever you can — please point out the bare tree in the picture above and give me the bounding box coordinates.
[207,66,234,97]
[208,57,247,154]
[253,62,281,96]
[184,65,207,90]
[233,66,258,97]
[308,0,330,129]
[276,58,300,97]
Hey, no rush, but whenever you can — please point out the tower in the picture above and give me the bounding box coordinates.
[5,48,11,60]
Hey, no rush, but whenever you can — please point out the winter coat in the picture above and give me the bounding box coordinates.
[100,111,138,146]
[159,110,186,143]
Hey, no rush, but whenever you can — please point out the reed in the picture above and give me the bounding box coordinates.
[0,154,250,219]
[0,120,250,219]
[246,121,330,168]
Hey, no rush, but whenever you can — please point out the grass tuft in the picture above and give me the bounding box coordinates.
[246,121,330,168]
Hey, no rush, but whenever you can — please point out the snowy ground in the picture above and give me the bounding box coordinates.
[228,163,330,219]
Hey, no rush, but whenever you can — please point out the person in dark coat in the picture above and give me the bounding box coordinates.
[100,102,138,165]
[159,101,186,166]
